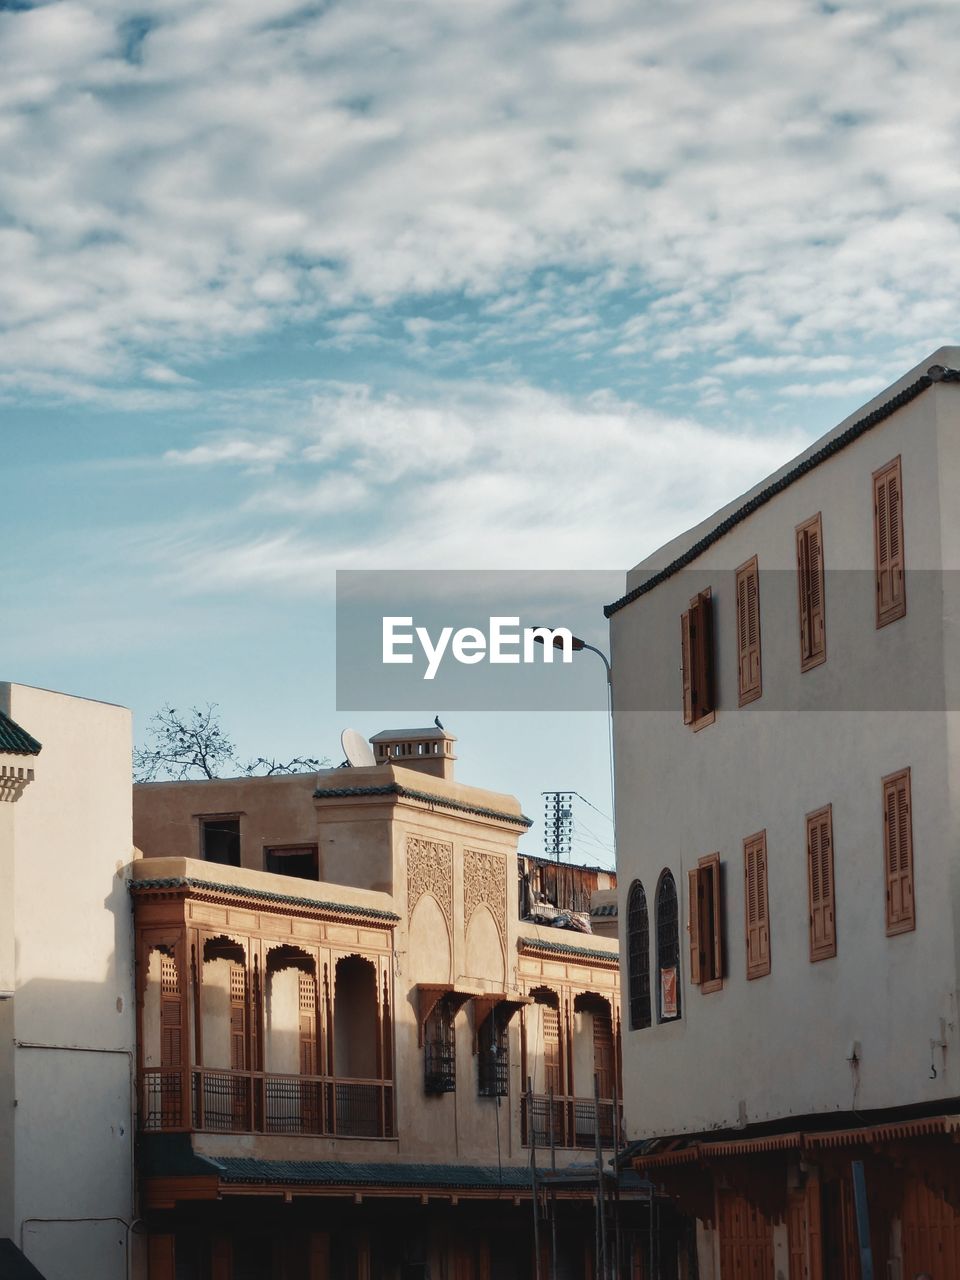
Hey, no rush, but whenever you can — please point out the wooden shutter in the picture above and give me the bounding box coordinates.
[299,970,317,1074]
[159,954,183,1068]
[703,853,723,989]
[807,806,836,961]
[883,768,915,934]
[682,591,716,727]
[592,1010,614,1098]
[744,831,770,979]
[542,1005,562,1094]
[874,457,906,626]
[796,515,826,671]
[680,610,693,724]
[687,867,703,985]
[229,963,247,1071]
[736,557,762,705]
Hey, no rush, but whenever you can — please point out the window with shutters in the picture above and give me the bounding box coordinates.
[627,880,652,1030]
[883,768,915,935]
[743,831,770,979]
[655,871,681,1021]
[688,853,723,994]
[735,557,762,705]
[874,457,906,627]
[796,514,826,671]
[806,805,836,961]
[680,589,716,729]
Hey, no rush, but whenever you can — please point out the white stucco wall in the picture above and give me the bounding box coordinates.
[0,683,136,1279]
[611,350,960,1138]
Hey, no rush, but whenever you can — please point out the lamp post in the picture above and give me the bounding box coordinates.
[532,630,615,855]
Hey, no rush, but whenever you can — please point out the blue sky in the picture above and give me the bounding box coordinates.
[3,0,959,864]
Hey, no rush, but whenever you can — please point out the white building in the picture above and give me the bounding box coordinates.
[608,349,960,1278]
[0,684,137,1280]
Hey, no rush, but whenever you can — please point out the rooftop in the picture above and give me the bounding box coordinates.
[0,709,42,757]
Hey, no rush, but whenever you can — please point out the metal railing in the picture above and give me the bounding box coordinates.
[522,1092,620,1150]
[141,1068,393,1138]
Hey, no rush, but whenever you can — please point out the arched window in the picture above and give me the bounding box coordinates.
[656,871,681,1022]
[627,881,651,1030]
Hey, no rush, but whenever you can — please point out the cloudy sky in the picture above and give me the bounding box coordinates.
[3,0,959,860]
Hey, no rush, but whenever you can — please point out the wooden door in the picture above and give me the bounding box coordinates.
[717,1190,774,1280]
[902,1176,960,1280]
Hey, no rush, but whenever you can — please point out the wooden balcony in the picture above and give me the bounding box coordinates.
[521,1092,621,1151]
[142,1068,394,1139]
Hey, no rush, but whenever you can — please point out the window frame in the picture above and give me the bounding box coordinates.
[688,852,723,994]
[743,830,770,980]
[264,843,319,881]
[424,996,457,1095]
[796,513,826,672]
[627,880,652,1031]
[198,813,242,867]
[883,767,915,936]
[655,871,682,1023]
[681,588,716,731]
[735,556,762,706]
[873,455,906,628]
[806,804,837,962]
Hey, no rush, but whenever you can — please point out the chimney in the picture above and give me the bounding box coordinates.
[369,727,457,781]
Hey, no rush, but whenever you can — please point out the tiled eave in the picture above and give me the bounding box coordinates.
[128,876,399,926]
[518,936,619,967]
[0,710,42,756]
[315,782,533,829]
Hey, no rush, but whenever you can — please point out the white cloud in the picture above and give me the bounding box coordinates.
[147,379,810,592]
[164,437,292,469]
[2,0,960,393]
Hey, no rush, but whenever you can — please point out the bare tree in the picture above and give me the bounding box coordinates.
[133,703,323,783]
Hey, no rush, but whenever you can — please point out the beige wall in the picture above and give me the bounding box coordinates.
[611,348,960,1139]
[0,683,135,1280]
[134,757,621,1171]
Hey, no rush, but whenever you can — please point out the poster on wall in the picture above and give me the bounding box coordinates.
[660,966,678,1018]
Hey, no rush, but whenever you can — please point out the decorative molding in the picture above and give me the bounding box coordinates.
[0,761,35,803]
[128,876,399,924]
[406,836,454,930]
[316,783,532,829]
[463,848,507,945]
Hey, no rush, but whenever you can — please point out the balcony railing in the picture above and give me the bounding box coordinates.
[521,1093,620,1150]
[141,1068,394,1139]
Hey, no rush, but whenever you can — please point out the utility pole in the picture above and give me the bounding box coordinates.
[542,792,574,907]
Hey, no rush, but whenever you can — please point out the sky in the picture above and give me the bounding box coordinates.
[3,0,960,865]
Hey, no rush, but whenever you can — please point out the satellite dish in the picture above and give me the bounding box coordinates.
[340,728,376,768]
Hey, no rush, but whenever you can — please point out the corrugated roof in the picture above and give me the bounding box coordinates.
[605,370,950,617]
[128,876,399,921]
[315,782,532,828]
[0,711,42,757]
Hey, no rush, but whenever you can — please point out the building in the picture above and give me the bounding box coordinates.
[607,349,960,1277]
[0,684,137,1280]
[131,726,654,1279]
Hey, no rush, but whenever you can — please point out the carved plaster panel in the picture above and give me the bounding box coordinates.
[406,836,454,930]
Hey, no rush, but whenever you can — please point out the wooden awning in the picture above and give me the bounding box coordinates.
[471,993,532,1052]
[416,985,475,1046]
[416,985,532,1048]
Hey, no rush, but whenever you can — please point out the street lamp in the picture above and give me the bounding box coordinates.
[532,629,615,857]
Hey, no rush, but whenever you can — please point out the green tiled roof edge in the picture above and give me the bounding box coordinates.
[128,876,399,920]
[0,710,42,756]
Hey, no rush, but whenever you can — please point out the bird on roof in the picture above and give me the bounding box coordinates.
[434,715,444,730]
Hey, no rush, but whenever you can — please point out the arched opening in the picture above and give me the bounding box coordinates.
[523,987,563,1147]
[627,880,651,1030]
[656,870,681,1022]
[572,992,615,1147]
[333,955,380,1136]
[142,944,185,1130]
[200,935,250,1131]
[265,945,320,1134]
